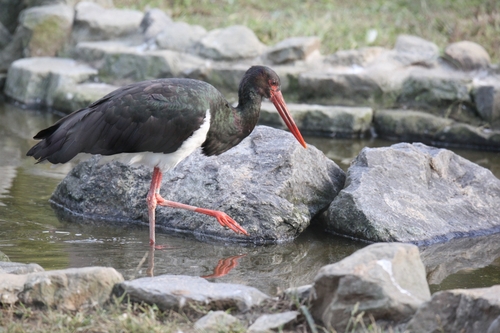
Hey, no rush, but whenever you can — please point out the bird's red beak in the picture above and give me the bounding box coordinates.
[270,90,307,148]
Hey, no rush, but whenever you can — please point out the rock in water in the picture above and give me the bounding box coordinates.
[325,142,500,244]
[51,126,345,243]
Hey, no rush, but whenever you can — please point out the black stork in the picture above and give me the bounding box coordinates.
[27,66,307,247]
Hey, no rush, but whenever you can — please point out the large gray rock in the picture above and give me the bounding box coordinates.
[4,57,98,106]
[114,275,269,311]
[406,286,500,333]
[325,47,387,67]
[156,21,207,52]
[310,243,430,331]
[18,4,74,57]
[373,109,500,150]
[393,34,439,67]
[444,40,491,71]
[260,101,373,138]
[325,142,500,243]
[397,71,472,113]
[0,261,45,304]
[194,25,266,60]
[266,36,320,64]
[50,126,345,243]
[298,69,383,106]
[99,48,205,83]
[472,82,500,126]
[0,261,44,274]
[52,82,119,114]
[0,0,25,33]
[72,1,143,43]
[18,267,124,310]
[139,8,172,40]
[0,273,27,304]
[0,21,12,49]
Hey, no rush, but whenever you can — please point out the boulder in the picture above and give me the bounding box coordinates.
[204,64,249,92]
[18,267,124,310]
[4,57,98,107]
[50,126,346,243]
[52,82,119,114]
[393,34,439,67]
[406,286,500,333]
[139,8,172,40]
[374,109,454,142]
[156,21,207,52]
[248,311,300,332]
[325,47,387,67]
[298,69,383,106]
[194,311,243,332]
[0,22,12,49]
[72,1,143,43]
[259,101,373,138]
[0,273,27,305]
[18,4,74,57]
[373,108,500,150]
[194,25,266,60]
[74,40,134,65]
[310,243,430,331]
[99,49,205,83]
[0,0,25,33]
[0,261,44,274]
[397,70,472,113]
[325,142,500,243]
[114,274,269,311]
[444,41,491,71]
[266,36,320,64]
[472,82,500,126]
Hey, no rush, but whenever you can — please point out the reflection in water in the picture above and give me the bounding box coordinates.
[201,254,247,279]
[1,101,500,295]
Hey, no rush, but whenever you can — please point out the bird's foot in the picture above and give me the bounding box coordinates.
[195,208,249,236]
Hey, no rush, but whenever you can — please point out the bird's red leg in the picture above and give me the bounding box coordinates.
[146,167,163,246]
[149,168,248,236]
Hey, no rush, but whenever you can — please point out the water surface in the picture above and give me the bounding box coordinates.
[1,101,499,295]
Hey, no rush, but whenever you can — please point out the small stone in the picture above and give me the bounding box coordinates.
[248,311,299,332]
[194,311,243,333]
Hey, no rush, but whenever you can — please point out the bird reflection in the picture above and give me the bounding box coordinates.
[201,254,246,279]
[137,248,245,279]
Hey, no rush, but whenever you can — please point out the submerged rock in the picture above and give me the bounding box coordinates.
[310,243,430,331]
[325,142,500,244]
[50,126,345,243]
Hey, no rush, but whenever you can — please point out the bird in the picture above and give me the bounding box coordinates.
[27,65,307,247]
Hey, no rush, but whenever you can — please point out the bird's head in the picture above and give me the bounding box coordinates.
[241,66,307,148]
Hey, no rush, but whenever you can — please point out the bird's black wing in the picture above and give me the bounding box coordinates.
[27,79,217,164]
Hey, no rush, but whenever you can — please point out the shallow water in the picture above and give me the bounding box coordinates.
[1,101,499,295]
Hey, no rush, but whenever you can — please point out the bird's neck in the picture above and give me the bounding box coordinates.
[235,89,262,127]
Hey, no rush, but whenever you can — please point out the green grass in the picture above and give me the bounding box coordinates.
[115,0,500,63]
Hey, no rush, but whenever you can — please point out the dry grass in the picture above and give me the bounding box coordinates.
[115,0,500,63]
